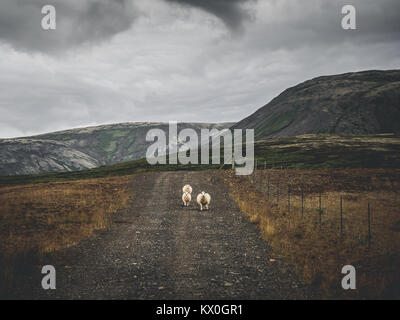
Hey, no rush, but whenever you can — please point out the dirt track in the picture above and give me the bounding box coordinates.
[13,171,316,299]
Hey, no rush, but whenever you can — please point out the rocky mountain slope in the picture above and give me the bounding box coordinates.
[0,122,233,176]
[232,70,400,140]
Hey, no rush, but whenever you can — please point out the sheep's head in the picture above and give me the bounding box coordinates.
[201,191,205,195]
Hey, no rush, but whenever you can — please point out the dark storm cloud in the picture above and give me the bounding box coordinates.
[0,0,137,53]
[166,0,256,30]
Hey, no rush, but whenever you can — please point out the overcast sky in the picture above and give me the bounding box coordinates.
[0,0,399,138]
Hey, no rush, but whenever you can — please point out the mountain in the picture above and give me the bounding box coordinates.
[232,70,400,140]
[2,69,400,176]
[0,122,233,176]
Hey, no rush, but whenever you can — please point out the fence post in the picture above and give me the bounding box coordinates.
[267,175,270,200]
[368,203,371,249]
[277,179,280,203]
[301,186,304,217]
[340,196,343,236]
[255,159,257,186]
[319,191,322,228]
[288,185,291,213]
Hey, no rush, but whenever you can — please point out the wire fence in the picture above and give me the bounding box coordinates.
[242,161,376,248]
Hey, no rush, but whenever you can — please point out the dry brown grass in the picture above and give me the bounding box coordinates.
[225,168,400,299]
[0,176,133,294]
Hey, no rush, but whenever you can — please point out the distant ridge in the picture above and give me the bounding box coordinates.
[232,70,400,140]
[0,122,233,176]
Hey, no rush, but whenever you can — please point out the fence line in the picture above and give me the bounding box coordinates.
[243,168,373,248]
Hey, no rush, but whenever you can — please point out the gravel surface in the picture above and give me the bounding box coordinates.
[12,171,317,299]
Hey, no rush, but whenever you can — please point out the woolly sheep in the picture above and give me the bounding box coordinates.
[197,191,211,211]
[182,184,193,194]
[182,192,191,207]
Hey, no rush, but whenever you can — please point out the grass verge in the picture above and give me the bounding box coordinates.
[0,175,133,296]
[225,168,400,299]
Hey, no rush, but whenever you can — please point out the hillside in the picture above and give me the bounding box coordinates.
[1,133,399,186]
[0,122,233,176]
[2,70,400,176]
[232,70,400,140]
[253,134,400,169]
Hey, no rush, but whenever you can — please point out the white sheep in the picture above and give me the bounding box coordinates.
[197,191,211,211]
[182,184,193,194]
[182,192,191,207]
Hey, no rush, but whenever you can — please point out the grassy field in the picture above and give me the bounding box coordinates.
[0,176,133,297]
[226,168,400,299]
[253,134,400,169]
[0,157,221,186]
[1,134,399,186]
[1,133,399,298]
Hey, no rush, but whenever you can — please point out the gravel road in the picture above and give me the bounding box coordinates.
[13,171,317,299]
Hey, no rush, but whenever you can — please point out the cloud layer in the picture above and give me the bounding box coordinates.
[0,0,137,52]
[0,0,399,138]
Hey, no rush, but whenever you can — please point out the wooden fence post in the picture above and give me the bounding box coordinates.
[252,159,256,184]
[277,179,280,203]
[368,203,371,249]
[319,191,322,228]
[267,175,270,200]
[288,185,291,213]
[340,196,343,236]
